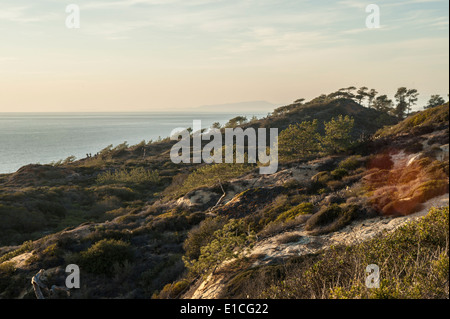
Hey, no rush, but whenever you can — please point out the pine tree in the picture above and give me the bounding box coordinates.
[394,87,408,120]
[424,95,446,109]
[278,120,320,160]
[321,115,355,154]
[356,87,369,106]
[372,95,393,113]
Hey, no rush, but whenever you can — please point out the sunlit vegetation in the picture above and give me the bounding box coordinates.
[274,202,314,223]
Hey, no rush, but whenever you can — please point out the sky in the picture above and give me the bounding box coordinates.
[0,0,448,112]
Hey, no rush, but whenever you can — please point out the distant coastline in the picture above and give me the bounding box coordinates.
[0,111,267,174]
[0,101,279,114]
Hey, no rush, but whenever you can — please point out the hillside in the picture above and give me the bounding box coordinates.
[257,98,398,139]
[0,100,448,299]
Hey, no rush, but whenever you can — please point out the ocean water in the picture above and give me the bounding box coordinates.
[0,112,265,174]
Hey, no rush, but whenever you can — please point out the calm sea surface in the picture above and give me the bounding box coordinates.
[0,112,265,174]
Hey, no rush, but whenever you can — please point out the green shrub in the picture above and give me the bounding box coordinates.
[183,219,255,276]
[321,115,355,154]
[305,204,359,234]
[254,195,292,228]
[149,212,193,233]
[410,179,449,203]
[331,168,349,180]
[275,203,314,223]
[311,171,331,184]
[278,120,321,161]
[183,217,228,260]
[306,204,341,229]
[155,279,190,299]
[278,115,355,160]
[338,155,363,171]
[77,239,134,276]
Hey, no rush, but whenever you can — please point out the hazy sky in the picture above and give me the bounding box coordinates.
[0,0,448,112]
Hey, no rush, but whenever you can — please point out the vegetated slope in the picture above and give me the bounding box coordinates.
[256,98,398,139]
[0,101,447,299]
[375,102,449,138]
[0,98,394,247]
[177,104,449,299]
